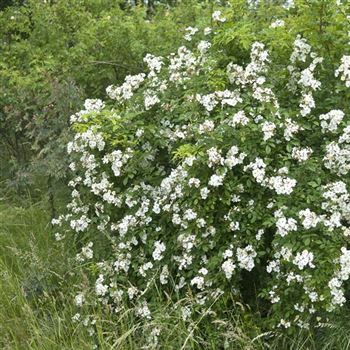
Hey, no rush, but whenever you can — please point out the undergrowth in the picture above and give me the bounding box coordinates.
[1,201,350,349]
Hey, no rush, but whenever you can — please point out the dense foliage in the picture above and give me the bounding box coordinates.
[0,0,209,198]
[53,0,350,339]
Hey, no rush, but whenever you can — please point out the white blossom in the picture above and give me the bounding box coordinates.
[293,250,315,270]
[319,110,344,133]
[236,245,257,271]
[335,55,350,87]
[212,10,226,22]
[208,174,225,187]
[270,19,285,29]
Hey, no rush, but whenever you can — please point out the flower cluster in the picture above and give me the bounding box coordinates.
[106,73,146,102]
[335,55,350,87]
[288,35,323,117]
[212,10,226,23]
[291,147,313,162]
[324,125,350,176]
[320,110,344,133]
[270,19,285,29]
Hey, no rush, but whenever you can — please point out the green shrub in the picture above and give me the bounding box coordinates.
[52,0,350,337]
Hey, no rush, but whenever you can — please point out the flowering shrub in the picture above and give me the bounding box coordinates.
[54,4,350,332]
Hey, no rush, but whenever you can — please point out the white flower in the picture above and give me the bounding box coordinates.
[75,293,85,307]
[222,259,236,279]
[106,73,145,101]
[181,306,192,321]
[278,319,291,328]
[269,288,280,303]
[290,36,312,64]
[76,242,94,262]
[270,20,285,29]
[103,148,133,177]
[329,278,345,306]
[144,92,160,110]
[197,40,211,54]
[70,215,91,233]
[309,292,318,302]
[188,178,201,188]
[198,120,215,134]
[160,265,169,285]
[196,93,218,112]
[299,67,321,90]
[190,276,205,289]
[293,250,315,270]
[236,245,257,271]
[95,275,108,296]
[261,121,276,141]
[299,209,320,229]
[323,137,350,175]
[72,313,81,322]
[268,176,297,195]
[229,221,240,231]
[299,92,315,116]
[184,209,197,221]
[284,118,301,141]
[244,158,266,184]
[199,267,208,275]
[84,99,105,112]
[208,174,225,187]
[143,53,163,73]
[136,128,144,137]
[229,111,249,127]
[184,26,198,41]
[212,10,226,22]
[283,0,294,9]
[204,27,212,35]
[54,232,65,241]
[207,147,224,167]
[127,286,138,300]
[338,247,350,281]
[224,146,246,168]
[223,249,233,259]
[139,262,153,277]
[256,229,264,241]
[276,216,297,237]
[319,110,344,133]
[335,55,350,87]
[196,218,206,228]
[152,241,166,261]
[136,301,151,319]
[200,187,210,199]
[292,147,313,162]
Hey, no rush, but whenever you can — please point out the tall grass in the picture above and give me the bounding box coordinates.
[1,201,350,349]
[0,202,85,349]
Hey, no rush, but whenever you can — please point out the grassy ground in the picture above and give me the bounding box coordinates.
[1,201,350,349]
[0,202,85,349]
